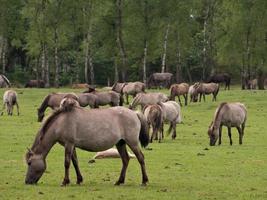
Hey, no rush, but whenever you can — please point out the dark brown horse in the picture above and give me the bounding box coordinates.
[25,80,45,88]
[147,73,173,89]
[206,73,231,90]
[169,83,189,106]
[25,98,149,186]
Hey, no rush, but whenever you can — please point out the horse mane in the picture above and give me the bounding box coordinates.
[38,94,51,113]
[38,98,79,141]
[214,102,228,123]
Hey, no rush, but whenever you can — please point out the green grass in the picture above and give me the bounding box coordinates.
[0,87,267,200]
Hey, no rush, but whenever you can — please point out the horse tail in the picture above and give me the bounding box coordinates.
[169,85,176,100]
[119,93,124,106]
[150,106,163,132]
[37,94,52,122]
[1,75,10,87]
[136,112,149,148]
[215,83,220,96]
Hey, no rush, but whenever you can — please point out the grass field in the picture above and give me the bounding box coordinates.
[0,86,267,200]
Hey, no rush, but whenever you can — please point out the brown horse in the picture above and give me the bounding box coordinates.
[194,82,219,102]
[169,83,189,106]
[25,80,45,88]
[129,92,168,110]
[83,88,123,107]
[37,92,97,122]
[25,98,149,186]
[143,104,164,143]
[147,73,173,89]
[1,90,19,115]
[112,82,145,104]
[206,73,231,90]
[208,102,247,146]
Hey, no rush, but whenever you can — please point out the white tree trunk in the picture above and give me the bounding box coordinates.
[143,40,148,85]
[54,28,59,87]
[161,23,170,73]
[45,45,50,87]
[41,44,46,81]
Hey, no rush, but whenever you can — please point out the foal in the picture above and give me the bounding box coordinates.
[1,90,19,115]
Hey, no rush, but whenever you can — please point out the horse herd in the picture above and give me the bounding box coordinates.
[0,76,248,187]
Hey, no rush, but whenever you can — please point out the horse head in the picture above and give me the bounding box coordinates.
[207,121,219,146]
[25,148,46,184]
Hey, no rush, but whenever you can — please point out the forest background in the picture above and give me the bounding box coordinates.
[0,0,267,88]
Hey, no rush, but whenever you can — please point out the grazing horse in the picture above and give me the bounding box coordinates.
[169,83,189,106]
[25,80,45,88]
[112,82,145,104]
[194,82,219,102]
[1,90,19,115]
[143,104,164,143]
[0,74,10,88]
[208,102,247,146]
[83,88,123,107]
[188,84,198,103]
[37,92,97,122]
[206,73,231,90]
[25,98,149,186]
[129,92,168,110]
[158,101,182,139]
[147,73,173,89]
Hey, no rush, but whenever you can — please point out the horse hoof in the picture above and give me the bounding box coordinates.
[61,179,70,186]
[114,181,124,186]
[141,182,147,187]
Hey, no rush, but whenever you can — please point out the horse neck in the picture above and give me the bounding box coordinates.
[38,95,50,115]
[131,94,142,108]
[213,109,223,129]
[31,129,57,159]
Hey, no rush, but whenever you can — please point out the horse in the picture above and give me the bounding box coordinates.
[1,90,19,116]
[0,74,10,88]
[158,101,182,139]
[129,92,168,110]
[169,83,189,106]
[194,82,219,102]
[188,84,198,103]
[83,88,123,107]
[247,79,257,90]
[25,80,45,88]
[112,82,145,104]
[37,92,98,122]
[143,104,164,143]
[206,73,231,90]
[72,83,90,89]
[147,73,173,89]
[25,98,149,186]
[208,102,247,146]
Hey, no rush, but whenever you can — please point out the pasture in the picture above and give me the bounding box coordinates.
[0,87,267,200]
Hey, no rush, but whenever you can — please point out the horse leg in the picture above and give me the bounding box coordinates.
[71,148,83,184]
[161,122,164,139]
[227,127,233,145]
[171,122,177,139]
[178,96,182,107]
[184,94,188,106]
[219,125,223,145]
[127,145,148,186]
[62,144,74,186]
[16,102,20,116]
[167,122,172,135]
[1,102,6,115]
[236,126,243,145]
[203,94,206,102]
[10,105,13,115]
[115,142,129,185]
[199,93,202,102]
[126,94,129,104]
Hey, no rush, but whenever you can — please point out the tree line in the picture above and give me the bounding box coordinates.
[0,0,267,88]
